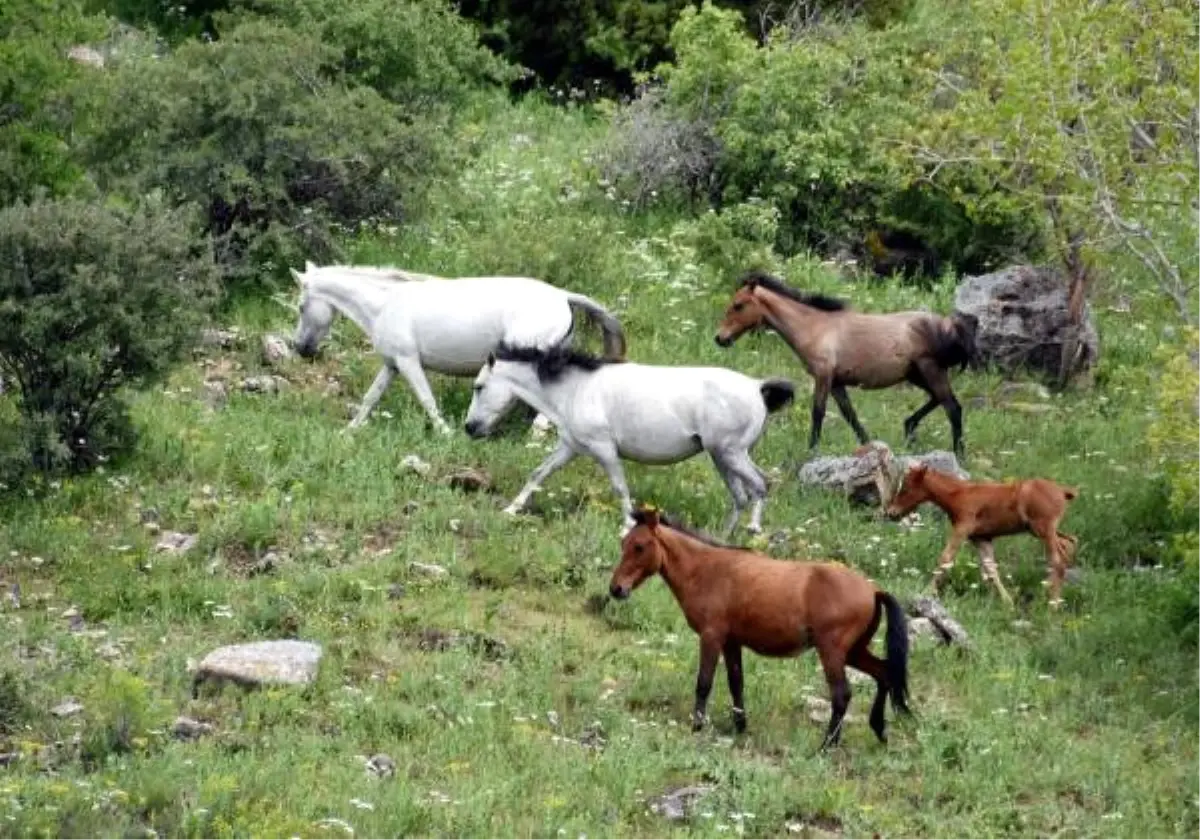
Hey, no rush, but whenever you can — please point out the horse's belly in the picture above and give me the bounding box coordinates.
[415,330,504,375]
[612,426,702,464]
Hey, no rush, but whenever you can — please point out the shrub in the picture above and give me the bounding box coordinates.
[82,18,447,287]
[0,0,108,205]
[1148,329,1200,571]
[638,2,1044,276]
[0,196,219,475]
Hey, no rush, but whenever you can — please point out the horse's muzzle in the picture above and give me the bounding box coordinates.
[609,583,630,600]
[464,420,486,439]
[714,334,733,348]
[294,340,319,360]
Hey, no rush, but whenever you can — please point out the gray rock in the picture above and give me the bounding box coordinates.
[172,716,215,740]
[409,561,448,578]
[908,596,971,648]
[192,640,323,693]
[199,328,241,350]
[155,531,198,555]
[51,699,84,718]
[954,265,1100,379]
[798,441,967,507]
[399,454,433,477]
[202,379,228,409]
[365,753,396,779]
[1064,567,1086,585]
[241,375,287,394]
[805,694,856,725]
[650,784,715,821]
[67,45,105,68]
[261,334,293,365]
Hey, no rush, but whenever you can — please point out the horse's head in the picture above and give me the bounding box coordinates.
[463,353,525,438]
[290,262,335,359]
[885,463,931,519]
[609,506,667,599]
[715,282,769,347]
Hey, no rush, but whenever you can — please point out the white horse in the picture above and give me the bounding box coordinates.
[464,343,796,535]
[289,261,627,434]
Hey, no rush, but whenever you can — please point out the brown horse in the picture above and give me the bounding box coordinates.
[885,463,1079,607]
[714,270,977,456]
[608,506,911,749]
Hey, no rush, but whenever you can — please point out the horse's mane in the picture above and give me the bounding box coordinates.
[493,343,620,383]
[316,264,444,283]
[632,508,749,551]
[738,269,847,312]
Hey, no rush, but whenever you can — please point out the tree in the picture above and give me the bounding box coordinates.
[896,0,1199,381]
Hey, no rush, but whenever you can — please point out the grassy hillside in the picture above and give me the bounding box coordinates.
[0,101,1196,838]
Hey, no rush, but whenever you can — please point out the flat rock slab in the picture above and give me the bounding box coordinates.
[798,442,968,507]
[650,785,715,821]
[193,640,323,693]
[907,596,971,648]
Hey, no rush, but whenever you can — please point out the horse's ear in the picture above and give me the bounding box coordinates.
[290,267,305,287]
[486,352,496,369]
[304,260,318,272]
[636,505,660,530]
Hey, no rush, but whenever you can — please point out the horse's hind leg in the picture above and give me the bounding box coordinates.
[709,453,747,536]
[719,450,769,533]
[911,359,963,455]
[504,441,577,516]
[831,384,871,445]
[848,647,889,743]
[391,355,452,435]
[1030,518,1067,608]
[591,444,636,534]
[973,539,1014,606]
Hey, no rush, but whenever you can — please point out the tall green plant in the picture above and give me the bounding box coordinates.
[0,197,218,475]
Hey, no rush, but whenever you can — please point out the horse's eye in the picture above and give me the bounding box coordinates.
[732,303,745,313]
[473,384,483,393]
[634,543,645,554]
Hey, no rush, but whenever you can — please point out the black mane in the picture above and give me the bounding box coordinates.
[632,507,749,551]
[493,343,618,382]
[738,269,847,312]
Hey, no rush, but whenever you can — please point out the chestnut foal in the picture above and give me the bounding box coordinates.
[609,507,911,750]
[885,464,1079,607]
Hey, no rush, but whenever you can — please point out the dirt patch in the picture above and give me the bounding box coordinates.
[783,810,843,838]
[406,628,511,661]
[220,542,279,578]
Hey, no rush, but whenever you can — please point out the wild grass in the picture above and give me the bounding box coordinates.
[0,99,1196,838]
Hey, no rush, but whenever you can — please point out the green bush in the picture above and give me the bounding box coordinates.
[624,2,1043,275]
[82,17,448,286]
[0,196,219,475]
[0,0,108,205]
[1149,329,1200,570]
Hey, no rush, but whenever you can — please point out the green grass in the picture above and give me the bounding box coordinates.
[0,99,1196,838]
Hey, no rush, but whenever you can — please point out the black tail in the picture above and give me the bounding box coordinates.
[760,379,796,413]
[925,313,978,372]
[876,591,911,716]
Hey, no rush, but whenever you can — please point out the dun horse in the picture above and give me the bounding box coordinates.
[290,262,626,434]
[714,270,977,456]
[885,463,1079,607]
[609,507,911,749]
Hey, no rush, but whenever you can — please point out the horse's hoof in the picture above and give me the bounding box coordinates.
[502,506,523,517]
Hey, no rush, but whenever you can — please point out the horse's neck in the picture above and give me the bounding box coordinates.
[657,530,728,614]
[759,292,829,356]
[508,369,586,428]
[311,274,391,336]
[922,470,965,509]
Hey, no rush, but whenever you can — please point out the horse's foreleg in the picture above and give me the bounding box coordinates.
[809,377,832,451]
[692,633,723,732]
[391,356,452,435]
[912,360,964,456]
[972,539,1014,606]
[504,441,576,515]
[723,640,746,734]
[931,528,967,593]
[346,365,395,430]
[831,384,871,444]
[817,638,851,751]
[902,397,939,445]
[710,454,747,536]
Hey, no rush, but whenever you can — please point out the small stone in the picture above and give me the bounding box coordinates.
[578,721,607,750]
[96,642,122,660]
[546,710,560,728]
[387,583,406,600]
[409,561,448,578]
[907,596,972,647]
[1012,619,1034,631]
[446,467,493,494]
[400,455,433,477]
[261,334,293,365]
[172,716,215,741]
[1006,401,1054,414]
[139,507,161,525]
[242,375,286,394]
[365,753,396,779]
[199,328,241,350]
[51,699,84,718]
[402,501,420,515]
[1064,567,1086,585]
[193,640,323,692]
[649,785,715,822]
[202,380,228,408]
[155,531,198,555]
[67,45,105,67]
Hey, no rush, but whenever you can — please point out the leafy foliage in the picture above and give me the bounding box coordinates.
[903,0,1199,321]
[1148,329,1199,571]
[0,196,218,475]
[82,17,449,286]
[627,2,1043,275]
[0,0,107,205]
